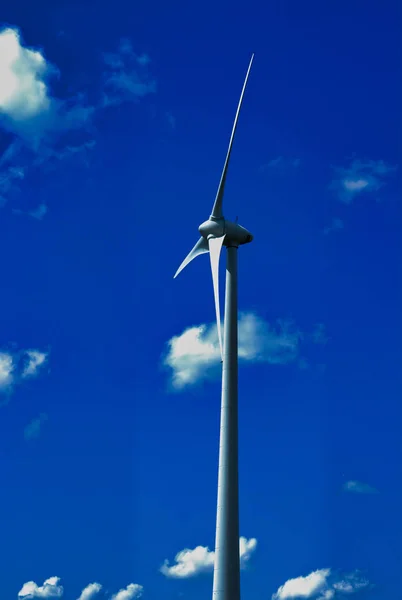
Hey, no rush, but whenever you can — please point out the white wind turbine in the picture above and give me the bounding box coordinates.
[173,55,254,600]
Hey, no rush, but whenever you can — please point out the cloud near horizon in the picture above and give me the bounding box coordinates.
[330,158,397,204]
[76,583,103,600]
[18,577,63,599]
[110,584,143,600]
[272,568,370,599]
[164,312,326,389]
[161,536,257,578]
[18,579,142,600]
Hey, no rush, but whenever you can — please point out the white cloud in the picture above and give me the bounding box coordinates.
[272,569,370,599]
[0,26,96,143]
[239,536,257,564]
[0,28,52,121]
[0,28,158,214]
[77,583,102,600]
[330,158,397,203]
[18,579,145,600]
[343,480,378,494]
[0,25,95,212]
[111,584,143,600]
[22,349,48,378]
[18,577,63,599]
[0,352,14,389]
[164,312,324,389]
[272,569,330,599]
[0,347,48,399]
[160,536,257,578]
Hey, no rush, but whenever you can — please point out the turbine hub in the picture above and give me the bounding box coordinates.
[198,218,253,246]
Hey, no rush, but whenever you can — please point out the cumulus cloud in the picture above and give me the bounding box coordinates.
[272,569,330,599]
[18,579,144,600]
[164,312,325,389]
[0,26,94,209]
[0,28,52,121]
[330,158,397,204]
[0,347,48,400]
[0,27,92,145]
[77,583,102,600]
[272,569,370,599]
[0,352,14,389]
[18,577,63,599]
[111,584,143,600]
[24,412,48,440]
[160,536,257,578]
[343,480,378,494]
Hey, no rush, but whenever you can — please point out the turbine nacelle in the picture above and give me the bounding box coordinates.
[199,218,253,247]
[174,54,255,359]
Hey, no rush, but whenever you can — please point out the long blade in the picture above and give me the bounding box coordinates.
[174,237,209,279]
[210,54,254,220]
[208,235,226,359]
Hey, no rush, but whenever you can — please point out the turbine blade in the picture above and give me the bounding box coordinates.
[174,237,209,279]
[208,235,226,359]
[210,54,254,220]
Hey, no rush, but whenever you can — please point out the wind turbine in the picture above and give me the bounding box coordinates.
[173,55,254,600]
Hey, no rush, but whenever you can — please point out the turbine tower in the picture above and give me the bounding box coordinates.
[173,55,254,600]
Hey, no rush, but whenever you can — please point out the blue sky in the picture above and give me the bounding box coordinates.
[0,0,400,599]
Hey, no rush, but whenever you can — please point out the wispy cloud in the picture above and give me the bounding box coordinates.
[161,536,257,578]
[164,312,326,389]
[102,38,156,107]
[0,347,48,402]
[166,111,176,130]
[323,217,344,235]
[18,577,63,599]
[272,568,370,599]
[22,349,48,378]
[330,158,397,204]
[24,412,48,441]
[0,27,156,214]
[343,480,379,494]
[260,156,301,172]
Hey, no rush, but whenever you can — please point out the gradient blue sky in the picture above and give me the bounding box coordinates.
[0,0,400,599]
